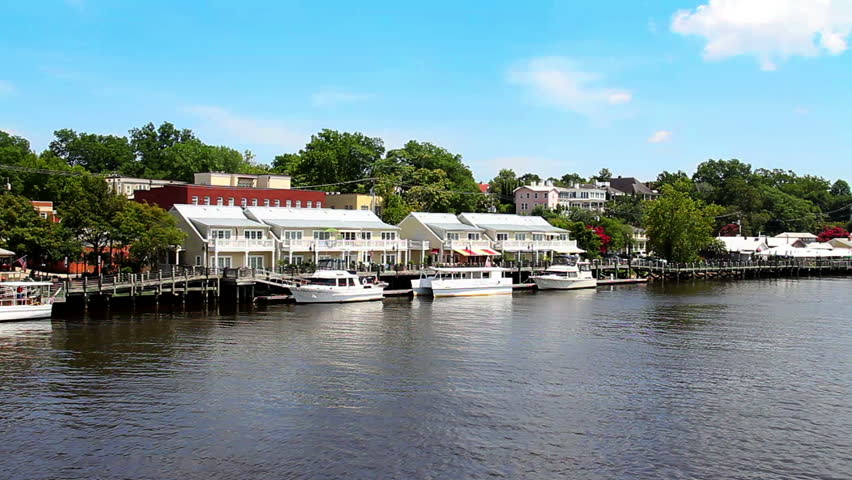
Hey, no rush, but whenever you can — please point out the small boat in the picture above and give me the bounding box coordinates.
[291,269,385,304]
[531,255,597,290]
[413,267,513,298]
[0,281,61,322]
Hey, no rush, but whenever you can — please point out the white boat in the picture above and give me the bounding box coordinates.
[531,255,597,290]
[413,267,513,298]
[0,282,60,322]
[291,270,385,304]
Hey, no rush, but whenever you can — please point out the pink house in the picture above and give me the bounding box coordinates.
[513,181,608,214]
[513,184,559,214]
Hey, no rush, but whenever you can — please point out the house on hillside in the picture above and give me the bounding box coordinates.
[513,181,607,215]
[607,177,660,201]
[398,212,497,264]
[773,232,818,245]
[457,213,578,261]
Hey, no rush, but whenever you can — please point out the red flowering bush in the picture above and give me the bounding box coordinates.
[718,223,739,236]
[588,225,611,253]
[817,226,850,242]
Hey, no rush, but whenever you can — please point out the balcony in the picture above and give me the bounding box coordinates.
[278,239,412,251]
[446,240,493,250]
[206,238,275,250]
[496,239,579,252]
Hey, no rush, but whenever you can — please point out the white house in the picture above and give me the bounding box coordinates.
[398,212,498,264]
[456,213,579,261]
[171,204,276,269]
[245,207,418,266]
[717,236,771,259]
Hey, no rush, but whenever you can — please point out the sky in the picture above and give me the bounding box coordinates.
[2,0,851,183]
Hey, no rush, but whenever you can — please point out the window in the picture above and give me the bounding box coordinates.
[244,230,264,240]
[286,200,292,207]
[289,255,304,265]
[216,197,223,206]
[381,231,397,240]
[307,201,313,208]
[194,255,202,266]
[248,255,264,269]
[191,196,199,205]
[263,199,270,207]
[360,205,368,210]
[313,231,331,240]
[382,253,397,265]
[216,256,232,268]
[341,232,357,241]
[496,233,509,241]
[203,196,210,205]
[360,232,372,240]
[240,198,248,207]
[39,212,48,219]
[210,229,232,240]
[526,193,530,198]
[283,231,303,240]
[534,193,539,199]
[558,234,568,241]
[296,201,302,208]
[274,200,280,207]
[447,232,460,241]
[468,233,480,241]
[316,202,321,208]
[515,233,526,241]
[532,234,544,241]
[251,198,258,206]
[228,198,235,206]
[237,177,254,187]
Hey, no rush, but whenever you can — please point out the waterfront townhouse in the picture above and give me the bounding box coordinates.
[171,204,275,269]
[245,207,418,266]
[457,213,579,261]
[398,212,498,264]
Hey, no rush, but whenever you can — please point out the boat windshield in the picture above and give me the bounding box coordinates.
[552,255,579,266]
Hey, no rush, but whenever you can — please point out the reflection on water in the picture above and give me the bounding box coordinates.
[1,279,851,480]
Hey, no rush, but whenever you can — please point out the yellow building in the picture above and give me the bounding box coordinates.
[324,193,384,215]
[193,172,291,190]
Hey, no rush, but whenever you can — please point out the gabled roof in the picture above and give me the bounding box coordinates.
[407,212,484,234]
[458,213,568,233]
[608,177,657,195]
[828,238,852,248]
[774,232,818,239]
[246,207,397,230]
[716,236,770,253]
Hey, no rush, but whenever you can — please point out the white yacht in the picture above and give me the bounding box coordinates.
[531,255,597,290]
[412,267,513,298]
[0,282,60,322]
[291,267,385,304]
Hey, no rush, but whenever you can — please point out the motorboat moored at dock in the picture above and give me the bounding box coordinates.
[291,269,386,303]
[531,255,597,290]
[412,267,513,298]
[0,282,61,322]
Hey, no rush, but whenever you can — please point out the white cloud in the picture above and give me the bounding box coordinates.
[671,0,852,70]
[508,57,632,115]
[0,80,15,96]
[311,89,374,107]
[648,130,673,143]
[183,105,305,149]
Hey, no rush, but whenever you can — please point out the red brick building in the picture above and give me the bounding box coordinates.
[133,185,327,210]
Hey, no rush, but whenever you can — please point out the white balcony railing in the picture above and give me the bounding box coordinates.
[278,239,412,251]
[495,239,578,252]
[446,240,493,250]
[206,239,275,250]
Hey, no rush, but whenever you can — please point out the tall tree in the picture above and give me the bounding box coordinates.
[113,202,186,267]
[830,179,850,197]
[0,193,81,266]
[644,185,723,262]
[127,122,197,178]
[285,129,384,192]
[594,168,612,182]
[58,176,127,263]
[49,129,135,173]
[386,140,479,211]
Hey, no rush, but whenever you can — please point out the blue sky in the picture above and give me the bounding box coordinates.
[2,0,851,183]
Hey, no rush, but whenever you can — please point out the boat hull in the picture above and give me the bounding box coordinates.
[410,278,432,296]
[0,304,53,322]
[531,276,598,290]
[291,286,384,304]
[430,285,514,298]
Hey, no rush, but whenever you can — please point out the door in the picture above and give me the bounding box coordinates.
[216,256,232,269]
[248,255,264,269]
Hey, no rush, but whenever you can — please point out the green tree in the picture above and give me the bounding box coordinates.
[559,172,586,186]
[761,187,820,234]
[386,140,479,211]
[605,195,644,225]
[127,122,197,178]
[517,173,541,185]
[49,129,135,173]
[113,202,185,267]
[488,169,520,210]
[830,179,850,197]
[594,168,612,182]
[0,193,81,266]
[59,176,127,263]
[644,185,723,262]
[286,129,384,191]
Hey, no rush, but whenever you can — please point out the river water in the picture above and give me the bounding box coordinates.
[1,279,850,479]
